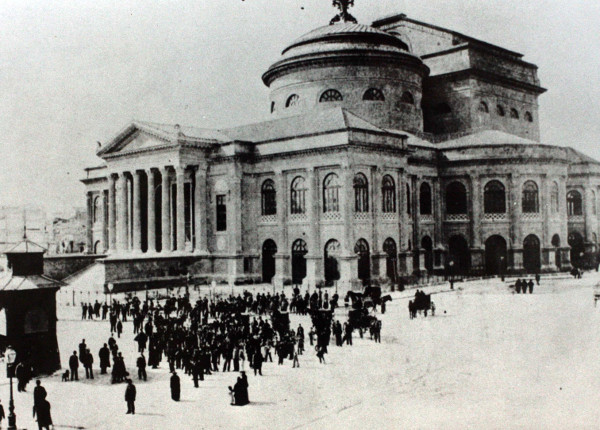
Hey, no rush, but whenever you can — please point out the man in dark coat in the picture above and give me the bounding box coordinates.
[69,351,79,381]
[99,343,111,374]
[33,380,47,408]
[252,349,263,376]
[170,371,181,401]
[78,339,87,365]
[33,398,52,430]
[137,353,147,381]
[134,331,148,353]
[84,348,94,379]
[125,379,136,414]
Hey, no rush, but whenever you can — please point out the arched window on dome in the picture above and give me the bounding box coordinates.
[567,190,583,216]
[479,101,489,113]
[400,91,414,105]
[497,105,505,117]
[261,179,276,216]
[381,175,396,213]
[363,88,385,101]
[323,173,340,213]
[320,89,343,103]
[522,181,539,213]
[353,173,369,213]
[525,111,534,122]
[484,180,506,213]
[286,94,299,108]
[291,176,306,215]
[510,108,519,119]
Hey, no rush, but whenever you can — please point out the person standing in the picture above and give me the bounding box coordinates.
[33,380,47,408]
[170,371,181,401]
[0,399,4,427]
[252,348,263,376]
[116,320,123,338]
[33,398,52,430]
[69,351,79,381]
[99,343,111,374]
[84,348,94,379]
[125,379,136,414]
[137,353,147,381]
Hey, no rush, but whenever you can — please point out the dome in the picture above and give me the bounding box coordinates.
[263,23,426,87]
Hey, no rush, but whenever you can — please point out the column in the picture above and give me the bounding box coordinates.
[509,174,523,271]
[102,190,109,253]
[340,164,357,289]
[161,167,171,252]
[146,168,156,253]
[371,167,381,278]
[108,175,117,252]
[175,167,186,252]
[306,167,320,286]
[470,175,484,273]
[116,173,129,252]
[194,167,208,252]
[273,169,288,288]
[132,170,142,253]
[86,192,93,254]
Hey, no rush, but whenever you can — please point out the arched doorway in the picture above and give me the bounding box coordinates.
[324,239,340,286]
[383,238,398,282]
[569,232,585,268]
[291,239,308,285]
[523,234,541,273]
[421,236,433,272]
[262,239,277,283]
[551,234,561,268]
[93,240,101,254]
[485,235,507,275]
[448,235,470,275]
[354,239,371,285]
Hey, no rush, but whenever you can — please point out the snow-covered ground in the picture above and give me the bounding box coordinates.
[5,274,600,429]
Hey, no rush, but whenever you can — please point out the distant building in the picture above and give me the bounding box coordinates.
[81,8,600,292]
[50,208,87,255]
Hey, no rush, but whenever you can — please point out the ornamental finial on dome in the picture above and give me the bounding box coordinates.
[330,0,358,25]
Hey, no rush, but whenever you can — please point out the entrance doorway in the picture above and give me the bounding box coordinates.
[291,239,308,285]
[354,238,371,285]
[448,235,470,275]
[568,232,585,268]
[383,238,398,282]
[523,234,541,273]
[485,235,507,275]
[324,239,340,286]
[262,239,277,283]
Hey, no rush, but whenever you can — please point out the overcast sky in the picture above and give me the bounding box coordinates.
[1,0,599,214]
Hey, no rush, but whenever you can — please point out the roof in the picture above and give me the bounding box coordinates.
[219,107,393,143]
[5,239,47,254]
[436,130,538,149]
[287,23,405,51]
[0,274,62,292]
[566,147,600,166]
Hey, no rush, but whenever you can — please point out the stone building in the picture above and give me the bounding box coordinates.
[81,11,600,292]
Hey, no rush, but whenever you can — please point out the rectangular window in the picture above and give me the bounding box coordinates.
[216,194,226,231]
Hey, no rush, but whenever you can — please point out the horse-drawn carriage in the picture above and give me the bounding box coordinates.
[409,291,435,318]
[348,308,378,330]
[345,286,392,312]
[271,309,290,336]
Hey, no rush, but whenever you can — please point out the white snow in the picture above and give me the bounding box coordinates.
[5,274,600,429]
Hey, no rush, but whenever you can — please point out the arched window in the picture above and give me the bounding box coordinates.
[419,182,432,215]
[383,238,398,281]
[323,173,340,213]
[320,89,343,102]
[406,183,411,214]
[479,101,489,113]
[261,179,276,216]
[93,196,101,223]
[382,175,396,213]
[496,105,505,116]
[522,181,539,213]
[286,94,299,108]
[510,108,519,119]
[567,190,583,216]
[446,182,467,214]
[353,173,369,212]
[525,111,533,122]
[484,180,506,213]
[290,176,306,214]
[551,182,559,213]
[400,91,414,105]
[363,88,385,101]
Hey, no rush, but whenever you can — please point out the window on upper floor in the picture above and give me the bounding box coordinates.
[484,180,506,213]
[291,176,306,215]
[567,190,583,216]
[406,183,411,214]
[510,108,519,119]
[479,101,489,113]
[419,182,432,215]
[446,182,467,215]
[286,94,300,108]
[261,179,276,216]
[400,91,414,105]
[216,194,227,231]
[497,105,505,116]
[525,111,533,122]
[354,173,369,213]
[323,173,340,213]
[382,175,396,213]
[363,88,385,101]
[320,89,343,103]
[93,196,101,223]
[522,181,539,213]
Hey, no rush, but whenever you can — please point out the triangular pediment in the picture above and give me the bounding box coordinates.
[96,123,174,158]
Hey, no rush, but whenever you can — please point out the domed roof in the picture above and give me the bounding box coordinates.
[263,23,426,86]
[284,23,410,55]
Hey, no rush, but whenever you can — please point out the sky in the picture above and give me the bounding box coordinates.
[0,0,599,214]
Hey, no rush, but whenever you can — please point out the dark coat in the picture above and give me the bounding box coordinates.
[125,383,136,402]
[69,355,79,369]
[33,399,52,427]
[99,347,111,368]
[170,374,181,401]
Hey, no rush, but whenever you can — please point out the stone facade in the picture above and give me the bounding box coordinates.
[81,14,600,293]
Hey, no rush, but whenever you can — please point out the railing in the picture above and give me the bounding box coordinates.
[381,212,399,222]
[521,212,541,221]
[420,214,434,223]
[483,213,508,222]
[354,212,370,222]
[445,214,469,222]
[322,211,342,221]
[259,215,277,224]
[289,213,308,223]
[568,215,584,223]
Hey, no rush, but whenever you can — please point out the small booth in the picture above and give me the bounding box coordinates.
[0,239,62,375]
